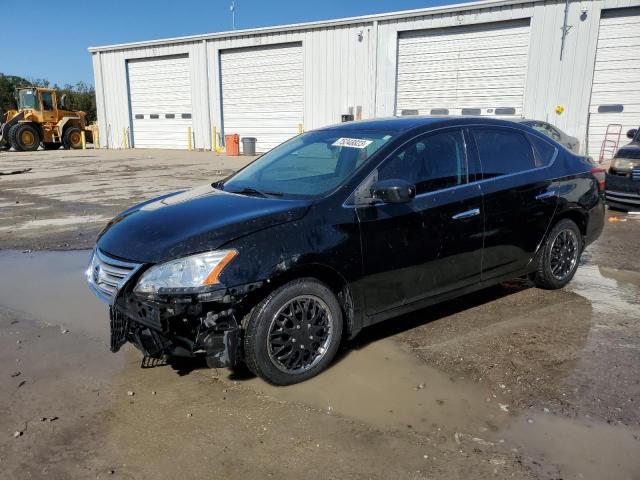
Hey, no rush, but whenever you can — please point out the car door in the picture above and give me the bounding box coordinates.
[469,127,559,280]
[354,128,484,316]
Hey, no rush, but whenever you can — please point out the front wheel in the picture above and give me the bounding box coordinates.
[9,123,40,151]
[243,278,343,385]
[533,219,582,290]
[63,127,83,149]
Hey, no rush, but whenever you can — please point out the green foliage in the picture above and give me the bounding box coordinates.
[0,73,96,122]
[0,73,30,110]
[55,81,97,123]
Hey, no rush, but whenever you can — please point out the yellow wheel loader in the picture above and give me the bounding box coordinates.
[0,87,91,151]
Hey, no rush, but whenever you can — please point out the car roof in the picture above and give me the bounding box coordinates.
[319,116,531,133]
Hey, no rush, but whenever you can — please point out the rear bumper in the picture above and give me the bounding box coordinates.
[605,173,640,211]
[585,198,605,246]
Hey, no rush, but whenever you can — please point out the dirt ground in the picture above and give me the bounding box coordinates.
[1,148,639,480]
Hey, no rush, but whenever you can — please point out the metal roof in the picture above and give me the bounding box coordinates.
[88,0,534,53]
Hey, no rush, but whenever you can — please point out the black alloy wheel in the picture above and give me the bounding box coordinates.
[534,219,582,289]
[267,295,334,374]
[243,278,343,385]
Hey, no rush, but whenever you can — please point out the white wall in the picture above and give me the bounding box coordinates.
[92,0,640,154]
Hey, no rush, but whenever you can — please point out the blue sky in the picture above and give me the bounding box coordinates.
[2,0,455,87]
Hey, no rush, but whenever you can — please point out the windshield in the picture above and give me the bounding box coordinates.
[18,89,38,110]
[221,130,395,197]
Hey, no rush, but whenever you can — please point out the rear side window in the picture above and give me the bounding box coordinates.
[528,134,557,167]
[473,128,535,178]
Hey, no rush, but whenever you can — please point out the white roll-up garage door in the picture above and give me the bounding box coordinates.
[221,43,303,153]
[127,55,193,149]
[587,8,640,158]
[396,20,530,117]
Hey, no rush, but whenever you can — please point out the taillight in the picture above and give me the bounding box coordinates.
[591,167,606,190]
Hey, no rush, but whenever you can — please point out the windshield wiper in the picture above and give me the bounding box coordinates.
[226,186,283,198]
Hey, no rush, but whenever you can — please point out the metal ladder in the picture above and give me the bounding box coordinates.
[598,123,622,164]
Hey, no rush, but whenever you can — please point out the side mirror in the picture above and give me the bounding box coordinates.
[627,129,638,139]
[370,179,416,204]
[60,94,67,109]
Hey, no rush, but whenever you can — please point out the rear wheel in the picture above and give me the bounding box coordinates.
[242,278,343,385]
[533,219,582,290]
[9,123,40,151]
[62,127,82,149]
[42,142,61,150]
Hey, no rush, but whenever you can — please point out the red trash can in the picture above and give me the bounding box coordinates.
[224,134,240,156]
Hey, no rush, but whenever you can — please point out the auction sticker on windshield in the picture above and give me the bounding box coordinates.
[332,138,374,149]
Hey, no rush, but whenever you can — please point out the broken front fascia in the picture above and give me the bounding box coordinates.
[111,279,263,368]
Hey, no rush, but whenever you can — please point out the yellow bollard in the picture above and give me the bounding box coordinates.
[188,126,193,151]
[298,123,304,134]
[81,131,86,150]
[213,126,225,153]
[212,126,217,152]
[121,128,126,149]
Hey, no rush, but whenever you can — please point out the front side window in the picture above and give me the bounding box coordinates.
[473,128,535,178]
[221,130,394,198]
[377,129,468,195]
[41,92,54,111]
[17,89,38,110]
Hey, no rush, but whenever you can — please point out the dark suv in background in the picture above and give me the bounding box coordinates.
[87,117,605,385]
[605,127,640,211]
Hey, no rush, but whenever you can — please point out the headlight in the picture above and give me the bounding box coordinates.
[610,157,639,172]
[134,250,237,295]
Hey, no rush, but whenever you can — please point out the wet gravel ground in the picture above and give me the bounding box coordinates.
[1,148,639,479]
[0,148,254,251]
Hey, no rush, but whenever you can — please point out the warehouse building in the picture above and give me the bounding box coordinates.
[89,0,640,156]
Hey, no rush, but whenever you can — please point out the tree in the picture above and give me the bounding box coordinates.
[0,73,30,110]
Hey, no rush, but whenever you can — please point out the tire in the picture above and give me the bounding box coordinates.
[533,219,582,290]
[243,278,343,385]
[42,142,61,150]
[62,127,83,149]
[9,123,40,152]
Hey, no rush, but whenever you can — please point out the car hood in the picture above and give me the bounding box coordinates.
[97,184,312,263]
[616,142,640,159]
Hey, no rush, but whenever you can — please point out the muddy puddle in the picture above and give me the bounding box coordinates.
[0,249,106,342]
[503,413,640,480]
[1,249,640,478]
[570,264,640,315]
[242,338,500,435]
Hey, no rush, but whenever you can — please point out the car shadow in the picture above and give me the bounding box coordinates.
[342,279,531,355]
[166,279,532,379]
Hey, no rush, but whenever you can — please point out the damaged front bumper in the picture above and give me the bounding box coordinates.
[109,297,242,369]
[88,249,261,368]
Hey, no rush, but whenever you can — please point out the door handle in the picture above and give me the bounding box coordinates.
[535,190,557,200]
[452,208,480,220]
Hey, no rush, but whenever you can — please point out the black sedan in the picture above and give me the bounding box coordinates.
[87,117,605,385]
